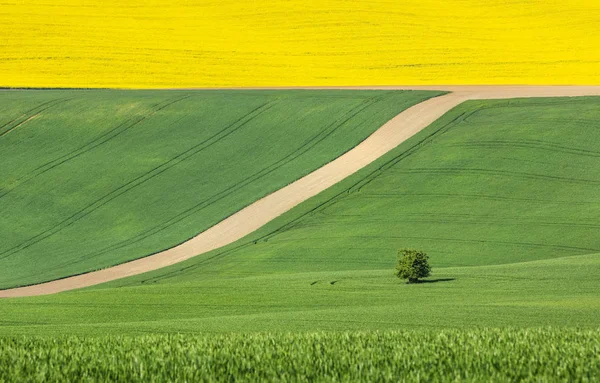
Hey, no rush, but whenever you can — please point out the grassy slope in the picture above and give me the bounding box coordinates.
[1,96,600,335]
[0,89,439,289]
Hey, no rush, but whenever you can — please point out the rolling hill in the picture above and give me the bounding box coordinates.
[0,89,439,289]
[1,95,599,335]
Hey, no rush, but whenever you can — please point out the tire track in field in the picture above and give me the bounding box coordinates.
[0,100,278,261]
[395,168,600,185]
[43,95,385,269]
[348,235,600,253]
[3,86,600,296]
[359,193,600,206]
[360,95,594,176]
[0,98,72,137]
[444,140,600,158]
[303,214,600,230]
[0,94,192,201]
[246,234,600,254]
[0,98,63,133]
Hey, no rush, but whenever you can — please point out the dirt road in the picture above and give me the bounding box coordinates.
[2,86,600,297]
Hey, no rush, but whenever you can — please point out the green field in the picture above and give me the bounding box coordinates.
[2,329,599,382]
[1,96,600,336]
[2,93,600,381]
[0,89,439,289]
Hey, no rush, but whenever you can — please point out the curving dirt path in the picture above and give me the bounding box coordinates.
[2,86,600,297]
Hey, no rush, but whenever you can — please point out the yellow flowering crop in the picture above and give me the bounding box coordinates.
[1,0,599,88]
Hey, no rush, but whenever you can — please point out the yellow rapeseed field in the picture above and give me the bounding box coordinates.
[1,0,599,88]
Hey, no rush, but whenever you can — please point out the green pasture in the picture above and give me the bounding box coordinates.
[0,89,438,288]
[0,96,599,335]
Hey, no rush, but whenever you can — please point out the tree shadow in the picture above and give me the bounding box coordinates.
[413,278,456,284]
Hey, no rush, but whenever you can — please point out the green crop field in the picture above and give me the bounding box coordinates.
[2,94,600,381]
[0,89,439,289]
[2,329,599,382]
[1,95,600,336]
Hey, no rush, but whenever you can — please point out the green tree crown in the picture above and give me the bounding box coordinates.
[395,249,431,283]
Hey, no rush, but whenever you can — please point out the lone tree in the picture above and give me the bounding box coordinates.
[395,249,431,283]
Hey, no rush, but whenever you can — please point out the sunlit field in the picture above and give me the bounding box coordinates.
[2,1,600,380]
[1,0,599,88]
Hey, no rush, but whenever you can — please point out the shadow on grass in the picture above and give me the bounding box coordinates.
[411,278,456,284]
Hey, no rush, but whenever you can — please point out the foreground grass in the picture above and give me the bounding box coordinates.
[0,89,438,289]
[1,329,599,382]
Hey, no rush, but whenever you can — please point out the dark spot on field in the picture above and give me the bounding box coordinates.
[418,278,456,284]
